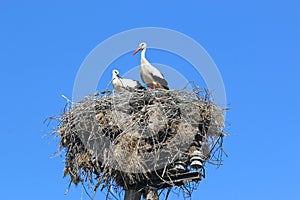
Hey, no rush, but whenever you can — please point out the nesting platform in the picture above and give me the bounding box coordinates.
[54,88,226,199]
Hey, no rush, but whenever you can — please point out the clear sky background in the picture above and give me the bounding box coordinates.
[0,1,299,199]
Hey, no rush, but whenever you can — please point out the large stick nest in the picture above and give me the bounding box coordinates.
[54,87,226,199]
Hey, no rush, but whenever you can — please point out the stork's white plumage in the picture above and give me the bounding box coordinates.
[111,69,145,92]
[133,42,169,90]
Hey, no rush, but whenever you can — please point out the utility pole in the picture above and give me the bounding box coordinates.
[124,189,141,200]
[124,186,158,200]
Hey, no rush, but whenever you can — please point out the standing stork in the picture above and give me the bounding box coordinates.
[111,69,145,92]
[133,42,169,90]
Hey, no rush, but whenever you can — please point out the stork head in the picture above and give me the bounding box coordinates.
[133,42,147,55]
[112,69,120,78]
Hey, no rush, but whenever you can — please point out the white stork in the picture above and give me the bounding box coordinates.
[133,42,169,90]
[111,69,145,92]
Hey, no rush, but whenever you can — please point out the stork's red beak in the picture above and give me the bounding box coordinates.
[133,47,141,55]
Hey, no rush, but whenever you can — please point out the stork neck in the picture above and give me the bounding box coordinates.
[112,74,118,80]
[140,48,150,64]
[141,48,146,60]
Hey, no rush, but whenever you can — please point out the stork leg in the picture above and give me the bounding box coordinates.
[153,85,156,90]
[147,85,151,91]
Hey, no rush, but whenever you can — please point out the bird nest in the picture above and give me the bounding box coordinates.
[52,87,227,200]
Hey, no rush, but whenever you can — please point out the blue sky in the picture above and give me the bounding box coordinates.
[0,1,299,199]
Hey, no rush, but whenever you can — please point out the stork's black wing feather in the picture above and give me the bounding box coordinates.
[134,80,146,90]
[153,75,169,90]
